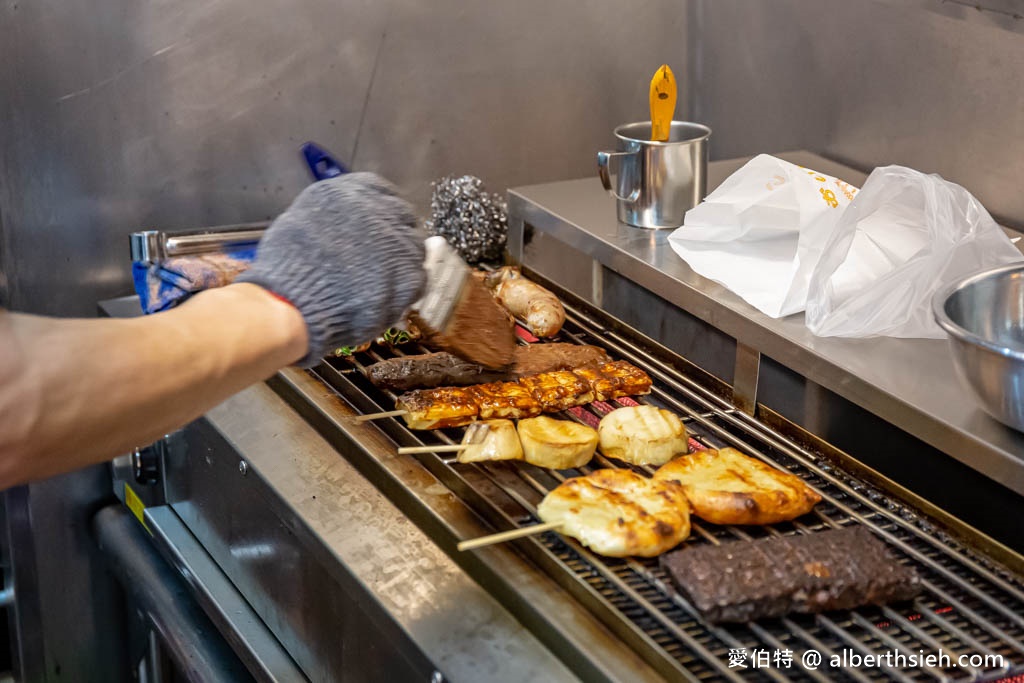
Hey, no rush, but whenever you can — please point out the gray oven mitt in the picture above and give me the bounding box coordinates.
[237,173,425,367]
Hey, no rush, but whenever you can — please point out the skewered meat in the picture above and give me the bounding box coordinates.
[365,344,612,392]
[519,370,595,412]
[517,416,598,469]
[470,382,539,419]
[572,361,653,401]
[537,469,691,557]
[654,447,821,525]
[485,267,565,337]
[598,405,688,466]
[457,420,524,463]
[396,386,479,430]
[394,362,652,429]
[660,526,922,623]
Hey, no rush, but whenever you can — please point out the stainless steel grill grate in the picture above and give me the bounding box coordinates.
[307,297,1024,683]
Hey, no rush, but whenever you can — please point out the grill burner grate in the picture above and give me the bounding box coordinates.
[309,298,1024,683]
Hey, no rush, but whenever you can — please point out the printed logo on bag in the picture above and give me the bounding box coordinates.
[819,188,839,208]
[798,167,853,208]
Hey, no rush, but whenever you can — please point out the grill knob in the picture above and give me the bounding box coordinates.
[132,445,161,485]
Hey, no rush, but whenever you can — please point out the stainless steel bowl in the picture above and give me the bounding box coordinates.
[933,263,1024,432]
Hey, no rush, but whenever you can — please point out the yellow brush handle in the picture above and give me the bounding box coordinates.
[649,64,677,142]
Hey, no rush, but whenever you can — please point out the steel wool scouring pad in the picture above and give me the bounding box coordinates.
[425,175,508,264]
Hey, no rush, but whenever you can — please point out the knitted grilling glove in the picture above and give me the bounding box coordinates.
[237,173,425,367]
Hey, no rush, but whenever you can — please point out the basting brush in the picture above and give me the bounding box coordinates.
[409,236,516,370]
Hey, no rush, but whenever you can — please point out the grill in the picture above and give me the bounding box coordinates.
[297,286,1024,683]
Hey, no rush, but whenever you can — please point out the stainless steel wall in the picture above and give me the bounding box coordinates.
[0,2,688,681]
[685,0,1024,228]
[0,0,688,317]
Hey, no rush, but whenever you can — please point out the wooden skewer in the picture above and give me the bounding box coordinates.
[457,521,563,552]
[354,409,408,423]
[397,444,468,454]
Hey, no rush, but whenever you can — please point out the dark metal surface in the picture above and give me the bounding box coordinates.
[166,419,440,683]
[3,487,44,683]
[305,290,1024,682]
[92,505,254,683]
[143,506,307,682]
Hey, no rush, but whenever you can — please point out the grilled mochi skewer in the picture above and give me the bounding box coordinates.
[653,447,822,525]
[517,416,599,469]
[537,469,691,558]
[456,420,524,463]
[598,405,688,466]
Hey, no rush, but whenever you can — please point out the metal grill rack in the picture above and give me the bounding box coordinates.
[307,297,1024,683]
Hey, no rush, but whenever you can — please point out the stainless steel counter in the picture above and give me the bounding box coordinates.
[508,151,1024,497]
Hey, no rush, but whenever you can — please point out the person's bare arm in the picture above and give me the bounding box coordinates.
[0,283,307,488]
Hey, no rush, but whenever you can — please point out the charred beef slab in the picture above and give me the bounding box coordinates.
[660,526,922,623]
[365,344,611,392]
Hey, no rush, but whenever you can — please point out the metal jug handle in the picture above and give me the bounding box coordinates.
[597,151,640,203]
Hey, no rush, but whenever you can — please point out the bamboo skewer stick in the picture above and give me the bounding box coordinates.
[457,521,563,551]
[397,444,468,455]
[354,409,408,423]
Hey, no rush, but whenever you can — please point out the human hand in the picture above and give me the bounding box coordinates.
[238,173,425,366]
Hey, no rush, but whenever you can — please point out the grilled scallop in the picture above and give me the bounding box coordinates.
[537,469,691,557]
[517,416,599,469]
[654,447,822,525]
[598,405,688,466]
[456,420,524,464]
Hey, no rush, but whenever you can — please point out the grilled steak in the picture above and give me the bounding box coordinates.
[365,344,611,392]
[660,526,922,623]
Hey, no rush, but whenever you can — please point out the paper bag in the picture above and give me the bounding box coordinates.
[667,154,858,317]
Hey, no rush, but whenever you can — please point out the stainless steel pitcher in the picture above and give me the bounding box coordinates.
[597,121,711,229]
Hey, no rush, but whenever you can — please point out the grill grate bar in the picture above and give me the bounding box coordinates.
[743,621,834,683]
[911,607,1013,668]
[878,607,987,679]
[848,612,951,682]
[814,614,919,683]
[776,620,879,683]
[311,294,1024,682]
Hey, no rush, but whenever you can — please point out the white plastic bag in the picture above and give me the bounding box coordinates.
[667,154,859,317]
[805,165,1023,338]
